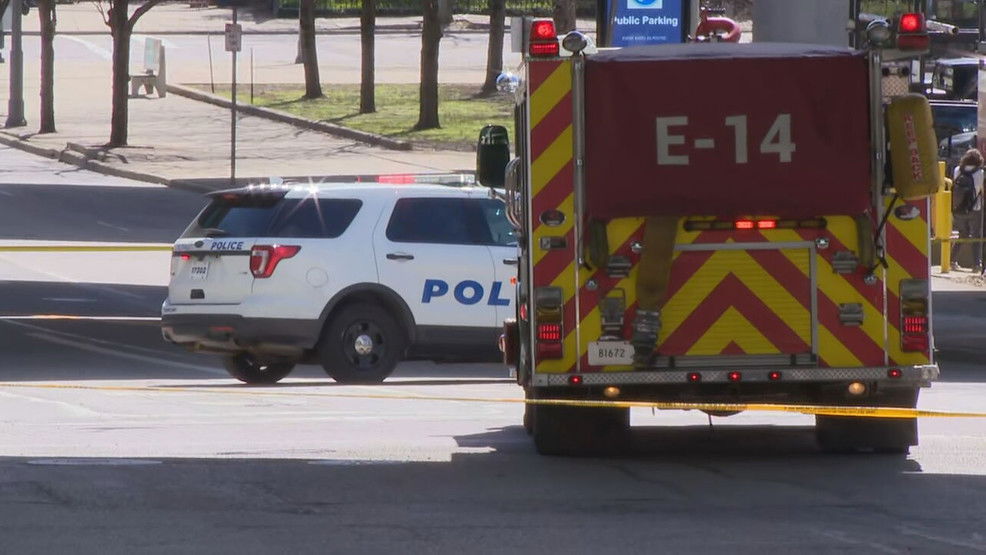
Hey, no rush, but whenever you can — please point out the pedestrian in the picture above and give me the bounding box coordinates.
[950,148,985,274]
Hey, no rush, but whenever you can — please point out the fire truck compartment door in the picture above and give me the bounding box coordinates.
[657,244,816,358]
[584,43,871,220]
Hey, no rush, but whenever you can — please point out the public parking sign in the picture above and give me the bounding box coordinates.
[224,23,242,52]
[603,0,686,47]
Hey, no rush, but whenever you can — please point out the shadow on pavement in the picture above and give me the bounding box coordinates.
[2,424,984,552]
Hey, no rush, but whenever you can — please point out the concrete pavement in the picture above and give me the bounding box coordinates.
[0,4,518,188]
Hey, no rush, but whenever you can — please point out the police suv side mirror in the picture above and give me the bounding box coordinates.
[477,124,510,189]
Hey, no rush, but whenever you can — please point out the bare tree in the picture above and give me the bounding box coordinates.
[37,0,56,133]
[553,0,576,33]
[97,0,165,147]
[478,0,505,97]
[299,0,322,98]
[359,0,376,113]
[415,0,443,130]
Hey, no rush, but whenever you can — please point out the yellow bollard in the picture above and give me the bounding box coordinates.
[933,161,953,273]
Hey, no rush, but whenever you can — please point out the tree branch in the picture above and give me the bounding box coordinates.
[128,0,164,31]
[93,0,110,28]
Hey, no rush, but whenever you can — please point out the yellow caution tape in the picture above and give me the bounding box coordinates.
[1,382,984,419]
[0,245,172,252]
[933,237,986,244]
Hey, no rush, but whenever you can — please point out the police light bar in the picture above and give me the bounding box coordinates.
[365,173,478,187]
[895,12,929,51]
[528,18,559,57]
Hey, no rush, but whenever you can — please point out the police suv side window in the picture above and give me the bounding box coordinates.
[386,198,491,245]
[479,199,517,246]
[268,198,362,238]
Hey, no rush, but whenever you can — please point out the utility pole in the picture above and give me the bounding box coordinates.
[5,0,26,127]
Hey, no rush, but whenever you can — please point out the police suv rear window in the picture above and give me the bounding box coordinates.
[184,196,361,239]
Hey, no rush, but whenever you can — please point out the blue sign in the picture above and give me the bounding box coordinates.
[604,0,686,47]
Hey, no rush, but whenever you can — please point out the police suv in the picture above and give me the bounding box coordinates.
[161,180,517,384]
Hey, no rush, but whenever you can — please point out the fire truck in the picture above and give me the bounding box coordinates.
[476,12,943,455]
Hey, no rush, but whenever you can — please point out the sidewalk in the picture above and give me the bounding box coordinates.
[1,3,530,189]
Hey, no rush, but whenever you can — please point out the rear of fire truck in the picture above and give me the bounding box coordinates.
[478,14,942,456]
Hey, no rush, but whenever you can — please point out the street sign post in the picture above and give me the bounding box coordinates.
[224,22,242,52]
[228,11,240,187]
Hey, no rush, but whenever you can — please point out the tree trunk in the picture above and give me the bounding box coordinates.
[38,0,56,133]
[415,0,442,131]
[359,0,376,114]
[109,2,131,147]
[552,0,576,34]
[478,0,505,97]
[299,0,322,99]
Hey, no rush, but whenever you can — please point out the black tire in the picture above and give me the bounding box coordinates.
[816,416,916,454]
[222,353,295,384]
[815,387,919,454]
[532,402,629,456]
[319,303,406,384]
[523,388,534,435]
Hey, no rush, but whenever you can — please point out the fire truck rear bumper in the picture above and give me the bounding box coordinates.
[532,364,939,387]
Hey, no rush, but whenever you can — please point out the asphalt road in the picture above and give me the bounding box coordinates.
[1,154,985,552]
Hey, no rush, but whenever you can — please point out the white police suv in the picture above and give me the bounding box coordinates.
[161,181,517,384]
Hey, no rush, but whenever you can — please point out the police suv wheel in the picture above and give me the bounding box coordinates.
[319,303,406,384]
[222,353,295,384]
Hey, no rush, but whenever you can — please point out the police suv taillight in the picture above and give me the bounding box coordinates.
[250,245,301,278]
[895,12,929,51]
[528,19,559,57]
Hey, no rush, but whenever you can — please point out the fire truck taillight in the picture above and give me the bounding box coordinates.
[899,279,929,352]
[895,12,929,51]
[250,245,301,278]
[537,323,562,341]
[534,286,564,359]
[684,218,825,232]
[528,19,559,57]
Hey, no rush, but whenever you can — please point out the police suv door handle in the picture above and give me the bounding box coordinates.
[386,253,415,261]
[502,258,518,266]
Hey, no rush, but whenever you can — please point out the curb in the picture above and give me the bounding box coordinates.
[1,131,170,186]
[167,83,413,151]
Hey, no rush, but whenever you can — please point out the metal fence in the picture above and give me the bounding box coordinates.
[272,0,597,17]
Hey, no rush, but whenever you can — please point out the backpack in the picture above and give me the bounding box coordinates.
[952,170,979,215]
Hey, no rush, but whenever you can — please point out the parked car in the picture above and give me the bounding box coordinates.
[161,181,517,384]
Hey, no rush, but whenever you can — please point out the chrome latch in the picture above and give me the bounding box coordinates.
[831,250,859,274]
[599,290,626,337]
[606,255,632,278]
[838,303,864,326]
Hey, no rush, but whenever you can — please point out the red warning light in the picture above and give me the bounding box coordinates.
[568,375,583,385]
[756,220,778,230]
[728,371,742,382]
[734,220,755,230]
[687,372,702,383]
[899,13,922,33]
[768,371,782,381]
[531,20,557,41]
[887,368,903,379]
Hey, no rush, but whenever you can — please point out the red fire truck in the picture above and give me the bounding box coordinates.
[476,14,942,455]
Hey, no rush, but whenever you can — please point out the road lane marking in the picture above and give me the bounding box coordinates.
[26,458,162,466]
[23,332,227,376]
